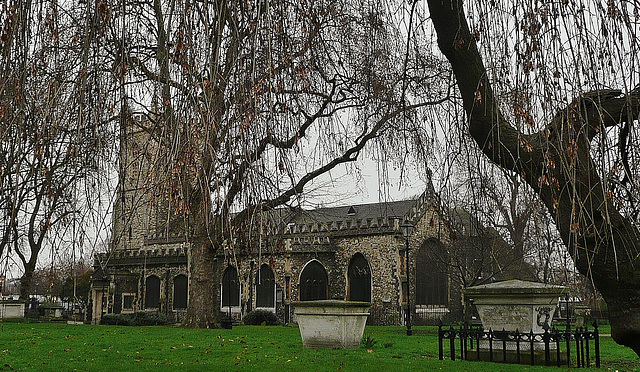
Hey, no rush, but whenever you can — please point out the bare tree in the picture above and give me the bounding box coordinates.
[427,0,640,355]
[100,0,451,327]
[527,200,567,284]
[445,208,532,287]
[0,2,116,299]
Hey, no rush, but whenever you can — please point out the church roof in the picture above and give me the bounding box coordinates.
[281,193,435,238]
[290,199,417,225]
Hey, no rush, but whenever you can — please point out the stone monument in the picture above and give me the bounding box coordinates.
[464,279,567,351]
[0,299,26,319]
[293,300,371,349]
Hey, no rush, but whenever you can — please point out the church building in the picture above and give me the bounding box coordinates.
[90,117,461,325]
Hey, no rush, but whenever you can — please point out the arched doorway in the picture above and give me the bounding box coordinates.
[299,260,328,301]
[145,275,160,309]
[256,264,276,308]
[348,253,371,302]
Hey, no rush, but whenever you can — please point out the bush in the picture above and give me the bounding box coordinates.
[100,313,134,326]
[243,310,280,325]
[25,308,40,319]
[100,311,168,326]
[133,311,169,326]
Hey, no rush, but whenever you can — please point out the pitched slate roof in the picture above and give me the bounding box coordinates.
[290,199,417,225]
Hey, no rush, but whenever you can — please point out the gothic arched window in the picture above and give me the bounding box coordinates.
[256,264,276,308]
[299,260,328,301]
[415,239,449,306]
[221,266,240,307]
[145,275,161,309]
[348,253,371,302]
[173,274,188,310]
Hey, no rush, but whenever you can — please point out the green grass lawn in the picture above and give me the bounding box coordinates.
[0,322,637,371]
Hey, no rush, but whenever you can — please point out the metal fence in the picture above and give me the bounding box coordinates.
[413,305,452,325]
[366,305,452,326]
[366,304,403,326]
[438,322,600,368]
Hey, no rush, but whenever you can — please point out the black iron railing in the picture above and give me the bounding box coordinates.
[437,321,600,368]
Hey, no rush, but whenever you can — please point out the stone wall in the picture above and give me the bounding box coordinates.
[201,198,456,325]
[95,189,463,325]
[92,241,189,323]
[334,234,402,325]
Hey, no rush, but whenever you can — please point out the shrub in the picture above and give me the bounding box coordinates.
[132,311,169,326]
[100,312,168,326]
[243,309,280,325]
[25,308,40,319]
[100,314,134,326]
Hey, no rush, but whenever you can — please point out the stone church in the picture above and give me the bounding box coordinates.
[90,118,465,325]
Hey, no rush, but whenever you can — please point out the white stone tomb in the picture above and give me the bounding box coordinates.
[293,300,371,349]
[464,279,567,350]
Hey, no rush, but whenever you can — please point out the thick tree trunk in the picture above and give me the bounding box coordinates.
[427,0,640,356]
[181,183,220,328]
[182,238,218,328]
[19,262,36,301]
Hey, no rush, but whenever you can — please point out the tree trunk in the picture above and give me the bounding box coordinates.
[181,183,220,328]
[182,238,218,328]
[19,261,36,301]
[427,0,640,356]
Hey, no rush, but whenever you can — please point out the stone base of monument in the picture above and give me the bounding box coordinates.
[0,300,26,319]
[477,340,557,351]
[467,348,567,365]
[293,300,371,349]
[461,280,569,365]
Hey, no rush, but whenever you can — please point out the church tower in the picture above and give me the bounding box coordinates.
[91,114,190,324]
[111,115,162,252]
